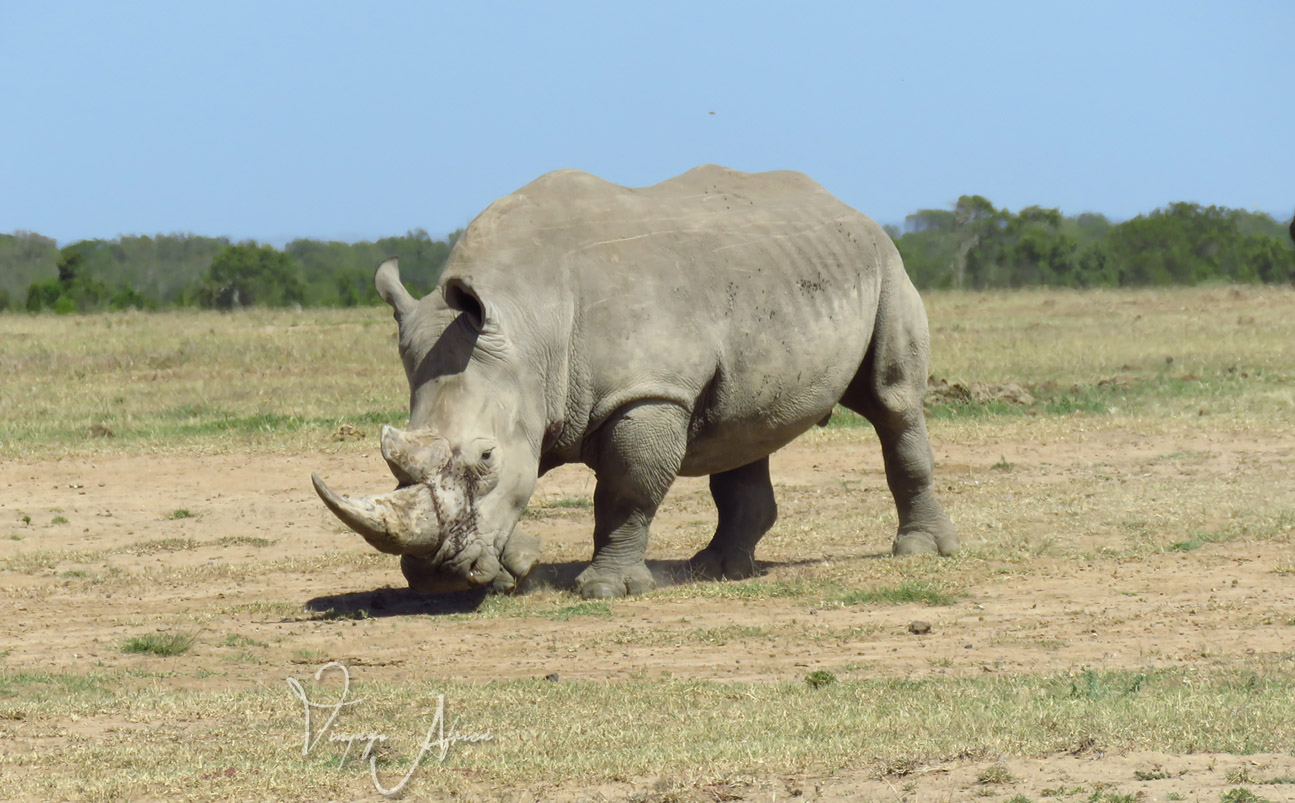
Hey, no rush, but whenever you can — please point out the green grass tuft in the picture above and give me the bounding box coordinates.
[121,633,194,656]
[821,407,872,429]
[118,537,199,556]
[805,670,836,688]
[694,578,833,601]
[1219,789,1269,803]
[221,634,267,649]
[214,536,275,548]
[976,763,1014,784]
[1168,529,1233,553]
[543,601,613,621]
[1135,769,1171,780]
[838,581,958,607]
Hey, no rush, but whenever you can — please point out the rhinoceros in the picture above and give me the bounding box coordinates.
[312,164,958,599]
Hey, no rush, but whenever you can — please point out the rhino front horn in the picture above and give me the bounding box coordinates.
[311,473,442,556]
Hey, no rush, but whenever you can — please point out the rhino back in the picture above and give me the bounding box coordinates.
[445,165,898,475]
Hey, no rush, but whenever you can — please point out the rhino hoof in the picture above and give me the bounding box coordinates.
[892,528,960,557]
[576,564,655,599]
[687,547,758,581]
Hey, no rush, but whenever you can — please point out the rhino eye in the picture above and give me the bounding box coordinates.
[480,448,494,462]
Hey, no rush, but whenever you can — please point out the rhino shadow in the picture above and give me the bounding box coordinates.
[305,586,490,618]
[304,552,888,618]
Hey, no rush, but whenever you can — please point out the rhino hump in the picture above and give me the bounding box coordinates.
[447,164,879,280]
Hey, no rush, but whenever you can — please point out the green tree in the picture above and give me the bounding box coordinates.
[895,209,957,288]
[0,230,59,309]
[1000,206,1081,287]
[25,245,115,312]
[952,195,1007,289]
[1244,233,1294,283]
[25,278,62,311]
[197,243,305,309]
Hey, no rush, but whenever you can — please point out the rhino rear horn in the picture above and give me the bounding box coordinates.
[311,473,442,556]
[380,426,451,486]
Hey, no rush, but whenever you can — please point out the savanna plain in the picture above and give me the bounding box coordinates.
[1,285,1293,802]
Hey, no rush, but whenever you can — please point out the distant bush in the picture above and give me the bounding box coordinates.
[24,246,148,313]
[894,198,1295,290]
[195,243,305,309]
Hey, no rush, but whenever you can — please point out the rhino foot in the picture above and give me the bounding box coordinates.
[576,563,655,599]
[687,546,759,581]
[892,526,960,557]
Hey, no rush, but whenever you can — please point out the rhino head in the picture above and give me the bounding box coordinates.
[311,258,546,593]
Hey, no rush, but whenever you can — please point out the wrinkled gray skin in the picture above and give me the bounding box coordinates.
[313,165,958,599]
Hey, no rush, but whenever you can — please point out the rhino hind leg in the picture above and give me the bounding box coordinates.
[576,401,689,599]
[688,457,776,581]
[843,279,958,557]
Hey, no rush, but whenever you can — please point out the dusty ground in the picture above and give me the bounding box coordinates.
[3,422,1293,800]
[4,435,1294,683]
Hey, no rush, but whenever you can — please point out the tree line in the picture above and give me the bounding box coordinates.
[2,199,1292,312]
[888,197,1294,289]
[0,229,456,313]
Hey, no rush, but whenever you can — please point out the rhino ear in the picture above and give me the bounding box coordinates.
[375,258,417,321]
[443,275,494,332]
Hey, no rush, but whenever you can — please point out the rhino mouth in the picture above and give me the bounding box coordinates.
[401,530,542,593]
[312,425,540,592]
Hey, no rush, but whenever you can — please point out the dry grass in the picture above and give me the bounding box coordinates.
[1,665,1292,799]
[3,285,1292,457]
[0,308,406,456]
[3,285,1295,799]
[926,285,1295,389]
[0,663,1289,797]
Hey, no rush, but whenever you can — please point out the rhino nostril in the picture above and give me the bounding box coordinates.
[465,552,499,585]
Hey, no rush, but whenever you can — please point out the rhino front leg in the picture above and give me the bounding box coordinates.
[688,457,777,581]
[577,401,688,599]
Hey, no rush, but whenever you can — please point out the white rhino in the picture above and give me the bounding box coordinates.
[313,164,958,599]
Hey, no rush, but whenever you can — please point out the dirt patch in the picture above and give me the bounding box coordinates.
[927,376,1036,407]
[531,752,1295,801]
[2,426,1293,799]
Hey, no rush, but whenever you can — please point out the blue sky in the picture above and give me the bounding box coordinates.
[2,1,1291,246]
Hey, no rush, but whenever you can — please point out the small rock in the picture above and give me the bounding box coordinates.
[544,673,559,682]
[908,621,931,635]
